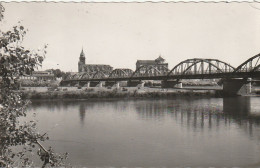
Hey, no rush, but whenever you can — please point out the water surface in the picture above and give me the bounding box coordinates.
[28,97,260,167]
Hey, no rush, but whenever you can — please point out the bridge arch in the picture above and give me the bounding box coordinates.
[233,53,260,73]
[251,64,260,72]
[79,72,92,79]
[146,65,169,76]
[130,65,169,79]
[92,71,109,79]
[166,58,235,80]
[109,68,133,78]
[70,73,80,80]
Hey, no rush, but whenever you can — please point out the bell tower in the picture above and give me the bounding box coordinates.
[78,48,86,72]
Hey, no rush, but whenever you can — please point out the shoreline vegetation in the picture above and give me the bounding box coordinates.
[19,85,260,100]
[18,79,260,99]
[19,86,221,100]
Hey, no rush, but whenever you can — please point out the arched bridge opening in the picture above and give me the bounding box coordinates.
[79,72,92,79]
[166,58,235,80]
[109,68,133,78]
[92,70,110,79]
[233,53,260,73]
[130,65,169,79]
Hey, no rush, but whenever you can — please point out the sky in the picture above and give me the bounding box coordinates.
[1,2,260,72]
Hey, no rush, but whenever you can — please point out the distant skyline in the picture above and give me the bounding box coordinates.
[1,2,260,72]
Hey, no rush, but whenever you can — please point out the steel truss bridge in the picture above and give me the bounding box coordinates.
[61,53,260,84]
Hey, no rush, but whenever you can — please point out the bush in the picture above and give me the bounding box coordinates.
[19,79,59,87]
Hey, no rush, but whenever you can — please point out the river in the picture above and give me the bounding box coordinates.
[27,96,260,167]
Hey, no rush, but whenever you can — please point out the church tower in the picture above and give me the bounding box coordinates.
[78,49,86,72]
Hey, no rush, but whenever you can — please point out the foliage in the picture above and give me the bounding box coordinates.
[0,5,3,23]
[19,79,59,87]
[0,4,68,167]
[46,68,66,78]
[61,72,72,80]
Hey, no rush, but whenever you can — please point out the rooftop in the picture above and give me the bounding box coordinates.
[84,64,113,67]
[136,56,166,64]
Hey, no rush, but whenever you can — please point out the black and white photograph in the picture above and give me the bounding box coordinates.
[0,1,260,167]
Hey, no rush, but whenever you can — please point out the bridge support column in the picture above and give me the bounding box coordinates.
[96,81,105,88]
[161,80,181,88]
[84,82,90,88]
[113,82,120,89]
[223,78,251,96]
[137,81,145,88]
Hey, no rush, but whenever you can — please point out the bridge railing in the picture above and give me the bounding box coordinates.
[65,69,233,80]
[169,69,229,76]
[237,67,255,72]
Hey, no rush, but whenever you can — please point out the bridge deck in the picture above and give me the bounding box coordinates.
[62,71,260,82]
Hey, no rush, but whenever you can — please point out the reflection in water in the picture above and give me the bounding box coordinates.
[133,97,260,137]
[224,97,260,138]
[135,101,167,121]
[79,103,86,125]
[30,97,260,137]
[223,97,251,116]
[29,97,260,167]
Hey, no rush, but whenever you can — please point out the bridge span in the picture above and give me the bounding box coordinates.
[61,53,260,96]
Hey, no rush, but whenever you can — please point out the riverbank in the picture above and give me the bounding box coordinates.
[20,87,217,99]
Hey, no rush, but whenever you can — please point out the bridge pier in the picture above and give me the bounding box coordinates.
[222,78,251,96]
[83,82,90,88]
[161,80,182,88]
[112,82,120,89]
[96,81,105,88]
[137,81,145,88]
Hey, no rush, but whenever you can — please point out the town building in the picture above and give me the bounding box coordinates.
[19,70,55,81]
[136,56,168,73]
[78,49,113,75]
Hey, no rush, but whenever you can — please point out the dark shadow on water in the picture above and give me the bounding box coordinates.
[79,103,86,126]
[133,97,260,137]
[223,97,251,116]
[222,97,260,137]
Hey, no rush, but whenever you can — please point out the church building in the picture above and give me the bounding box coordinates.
[136,56,168,73]
[78,49,113,75]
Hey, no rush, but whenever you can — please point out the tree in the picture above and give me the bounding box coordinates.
[0,3,4,22]
[0,3,68,167]
[47,68,65,78]
[63,72,72,80]
[53,69,62,78]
